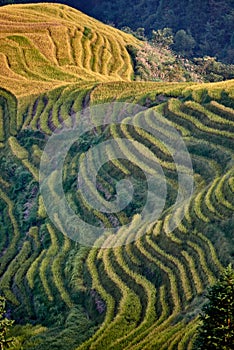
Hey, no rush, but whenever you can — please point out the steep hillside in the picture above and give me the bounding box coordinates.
[0,3,233,350]
[0,3,139,96]
[1,1,234,63]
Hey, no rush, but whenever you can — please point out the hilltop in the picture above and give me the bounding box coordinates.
[0,2,139,96]
[0,3,233,350]
[2,0,233,63]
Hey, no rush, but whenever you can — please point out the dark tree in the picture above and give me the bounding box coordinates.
[173,30,196,57]
[196,264,234,350]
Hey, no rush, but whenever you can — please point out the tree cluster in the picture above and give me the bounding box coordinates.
[196,264,234,350]
[75,0,234,64]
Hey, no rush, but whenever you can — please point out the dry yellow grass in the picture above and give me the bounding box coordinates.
[0,2,140,97]
[1,3,233,103]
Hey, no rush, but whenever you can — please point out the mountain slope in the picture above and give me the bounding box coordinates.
[76,0,234,64]
[0,3,139,96]
[0,3,233,350]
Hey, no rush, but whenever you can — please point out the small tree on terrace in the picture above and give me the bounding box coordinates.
[196,264,234,350]
[0,296,14,350]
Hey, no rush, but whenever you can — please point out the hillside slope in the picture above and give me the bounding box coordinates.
[0,2,139,96]
[0,3,233,350]
[76,0,234,64]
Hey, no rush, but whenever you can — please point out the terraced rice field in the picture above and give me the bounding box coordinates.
[0,3,233,350]
[0,3,139,96]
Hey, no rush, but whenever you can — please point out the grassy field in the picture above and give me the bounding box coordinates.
[0,3,233,350]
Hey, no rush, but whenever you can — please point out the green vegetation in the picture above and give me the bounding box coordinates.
[129,42,234,83]
[0,296,14,350]
[0,3,233,350]
[75,0,234,64]
[196,265,234,349]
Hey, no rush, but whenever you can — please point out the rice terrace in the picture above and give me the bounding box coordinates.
[0,2,233,350]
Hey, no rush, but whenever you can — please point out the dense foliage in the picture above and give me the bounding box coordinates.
[0,296,14,350]
[77,0,234,64]
[196,265,234,349]
[127,42,234,83]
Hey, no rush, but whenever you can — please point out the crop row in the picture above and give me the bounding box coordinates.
[0,240,31,305]
[0,188,20,276]
[166,99,234,150]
